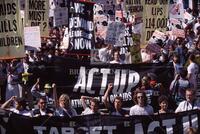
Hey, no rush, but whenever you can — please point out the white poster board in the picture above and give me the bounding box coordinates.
[24,26,41,49]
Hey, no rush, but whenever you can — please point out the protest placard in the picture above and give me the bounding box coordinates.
[172,28,185,38]
[25,0,49,37]
[0,0,25,59]
[105,22,125,46]
[24,26,41,49]
[53,7,68,27]
[68,1,94,54]
[142,1,168,47]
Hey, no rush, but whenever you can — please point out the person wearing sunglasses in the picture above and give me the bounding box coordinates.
[32,97,54,117]
[129,89,154,115]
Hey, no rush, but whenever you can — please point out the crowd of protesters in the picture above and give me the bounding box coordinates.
[0,5,200,120]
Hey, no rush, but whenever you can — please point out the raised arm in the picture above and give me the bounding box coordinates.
[103,83,113,108]
[31,78,41,98]
[80,96,93,110]
[1,96,16,109]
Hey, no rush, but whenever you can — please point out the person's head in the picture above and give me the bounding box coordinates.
[90,98,99,113]
[186,127,198,134]
[185,89,195,103]
[133,89,148,107]
[113,51,120,61]
[179,69,188,79]
[158,95,168,111]
[37,97,47,111]
[141,76,150,87]
[44,83,52,95]
[172,53,180,63]
[15,98,26,111]
[59,94,70,108]
[114,96,123,111]
[188,54,196,63]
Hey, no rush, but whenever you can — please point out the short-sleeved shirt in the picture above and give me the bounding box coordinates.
[129,104,154,115]
[175,100,200,113]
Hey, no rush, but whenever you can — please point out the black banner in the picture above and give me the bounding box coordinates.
[0,110,199,134]
[32,57,174,110]
[68,0,95,54]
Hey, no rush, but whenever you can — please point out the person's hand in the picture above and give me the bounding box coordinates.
[10,96,17,101]
[107,83,113,92]
[52,83,56,88]
[36,78,40,83]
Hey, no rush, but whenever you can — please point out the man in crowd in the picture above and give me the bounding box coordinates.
[1,96,31,116]
[81,96,100,115]
[129,89,154,115]
[175,88,200,113]
[103,83,129,116]
[32,97,54,117]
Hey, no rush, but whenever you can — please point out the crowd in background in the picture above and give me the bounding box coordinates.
[0,3,200,123]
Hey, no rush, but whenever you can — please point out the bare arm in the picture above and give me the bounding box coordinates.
[1,96,16,109]
[103,83,113,108]
[52,83,58,108]
[81,96,92,110]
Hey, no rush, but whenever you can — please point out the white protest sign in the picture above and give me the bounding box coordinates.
[24,26,41,49]
[105,21,125,46]
[61,27,69,49]
[172,28,185,38]
[53,7,68,27]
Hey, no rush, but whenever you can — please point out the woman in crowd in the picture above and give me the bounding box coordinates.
[55,94,77,117]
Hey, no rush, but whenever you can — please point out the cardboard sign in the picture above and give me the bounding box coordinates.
[0,0,25,59]
[24,26,41,49]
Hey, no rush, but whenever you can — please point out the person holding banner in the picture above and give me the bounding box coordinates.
[32,97,54,117]
[81,96,101,115]
[103,83,129,116]
[1,96,31,117]
[129,89,154,115]
[175,88,200,113]
[55,94,77,117]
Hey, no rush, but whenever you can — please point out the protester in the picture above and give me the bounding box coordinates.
[55,94,77,117]
[170,69,191,104]
[110,51,124,64]
[32,97,54,117]
[156,95,173,114]
[187,54,199,90]
[175,88,200,113]
[129,89,154,115]
[31,78,57,107]
[1,96,31,116]
[5,61,23,101]
[103,83,129,116]
[81,96,101,115]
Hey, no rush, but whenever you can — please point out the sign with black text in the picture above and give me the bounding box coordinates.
[142,0,168,47]
[68,1,94,54]
[25,0,49,37]
[0,0,25,59]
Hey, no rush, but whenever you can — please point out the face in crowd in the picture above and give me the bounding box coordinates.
[114,97,122,111]
[59,94,70,109]
[185,89,195,103]
[90,99,99,113]
[38,98,47,111]
[133,90,148,107]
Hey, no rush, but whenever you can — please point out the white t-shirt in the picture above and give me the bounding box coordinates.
[175,100,200,113]
[81,107,94,115]
[129,104,154,115]
[10,108,31,116]
[187,62,199,89]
